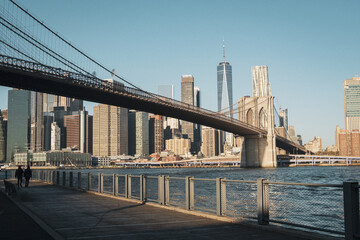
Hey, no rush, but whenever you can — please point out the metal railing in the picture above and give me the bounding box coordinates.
[2,169,359,239]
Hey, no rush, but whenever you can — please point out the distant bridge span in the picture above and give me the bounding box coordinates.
[0,55,306,155]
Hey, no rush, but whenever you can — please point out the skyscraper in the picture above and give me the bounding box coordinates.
[343,77,360,131]
[149,115,164,154]
[7,89,31,162]
[181,75,194,141]
[93,104,128,156]
[158,85,174,99]
[252,66,271,97]
[0,111,6,162]
[128,110,136,156]
[136,111,149,156]
[194,86,201,152]
[30,92,44,152]
[279,108,288,131]
[217,41,233,115]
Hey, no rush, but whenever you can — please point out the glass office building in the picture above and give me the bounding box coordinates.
[6,89,31,162]
[217,62,233,117]
[344,77,360,131]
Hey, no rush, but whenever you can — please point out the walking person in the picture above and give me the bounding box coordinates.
[15,165,23,188]
[24,165,32,187]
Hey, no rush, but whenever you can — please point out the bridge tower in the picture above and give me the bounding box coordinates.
[238,96,277,167]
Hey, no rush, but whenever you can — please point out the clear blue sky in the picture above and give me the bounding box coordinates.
[0,0,359,148]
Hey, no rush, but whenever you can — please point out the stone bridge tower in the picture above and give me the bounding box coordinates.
[237,96,277,167]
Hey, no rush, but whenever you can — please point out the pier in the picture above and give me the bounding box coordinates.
[0,181,317,240]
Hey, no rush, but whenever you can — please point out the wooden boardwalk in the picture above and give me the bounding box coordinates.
[1,181,329,240]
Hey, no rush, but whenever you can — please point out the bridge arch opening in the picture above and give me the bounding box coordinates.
[259,107,267,129]
[246,109,253,126]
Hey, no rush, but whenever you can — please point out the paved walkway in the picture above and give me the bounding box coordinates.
[0,181,327,240]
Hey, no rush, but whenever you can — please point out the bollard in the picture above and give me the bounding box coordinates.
[257,178,269,225]
[113,174,118,196]
[87,173,91,191]
[62,171,66,186]
[185,176,194,210]
[216,177,226,216]
[343,182,359,240]
[69,172,73,187]
[77,172,81,189]
[140,175,146,202]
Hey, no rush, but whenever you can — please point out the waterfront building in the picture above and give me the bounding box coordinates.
[344,76,360,131]
[6,89,31,162]
[136,111,149,157]
[337,129,360,156]
[252,66,271,97]
[0,111,6,162]
[14,150,91,167]
[1,109,8,120]
[279,108,288,132]
[93,104,128,156]
[30,92,44,152]
[304,137,322,153]
[165,138,191,156]
[128,110,136,156]
[149,115,164,154]
[201,127,221,157]
[181,75,195,151]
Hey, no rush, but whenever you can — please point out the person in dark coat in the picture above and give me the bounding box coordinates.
[24,165,32,187]
[15,165,23,188]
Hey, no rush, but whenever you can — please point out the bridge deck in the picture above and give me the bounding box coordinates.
[0,181,315,240]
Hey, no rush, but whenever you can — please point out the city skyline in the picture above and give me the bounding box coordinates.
[0,0,359,148]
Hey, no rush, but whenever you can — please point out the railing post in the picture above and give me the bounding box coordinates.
[343,182,359,240]
[69,172,73,187]
[52,171,56,184]
[158,175,165,205]
[257,178,269,225]
[124,174,132,198]
[87,173,91,191]
[98,173,103,193]
[140,175,146,202]
[185,176,194,210]
[216,177,226,216]
[56,171,60,185]
[62,171,66,186]
[77,172,81,189]
[5,170,8,179]
[113,174,118,196]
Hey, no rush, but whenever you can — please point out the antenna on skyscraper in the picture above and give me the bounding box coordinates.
[222,39,226,63]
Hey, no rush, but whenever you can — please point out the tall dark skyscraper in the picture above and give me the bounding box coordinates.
[217,41,233,116]
[7,89,31,162]
[181,75,194,144]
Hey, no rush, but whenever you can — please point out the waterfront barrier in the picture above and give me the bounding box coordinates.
[1,169,359,239]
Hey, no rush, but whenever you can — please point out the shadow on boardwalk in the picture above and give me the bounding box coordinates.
[0,181,331,240]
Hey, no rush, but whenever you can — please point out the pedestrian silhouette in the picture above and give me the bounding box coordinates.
[24,165,32,187]
[15,166,23,188]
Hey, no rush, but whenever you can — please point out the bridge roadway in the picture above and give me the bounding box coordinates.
[0,180,319,240]
[0,55,305,154]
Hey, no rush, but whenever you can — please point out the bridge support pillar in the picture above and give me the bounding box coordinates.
[243,134,277,167]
